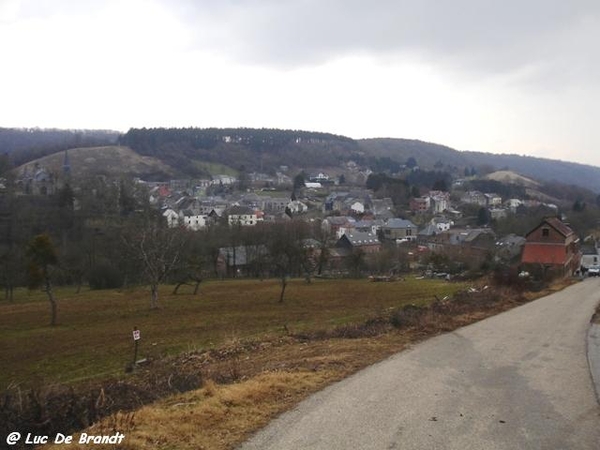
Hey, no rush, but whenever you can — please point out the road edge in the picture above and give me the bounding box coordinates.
[586,308,600,406]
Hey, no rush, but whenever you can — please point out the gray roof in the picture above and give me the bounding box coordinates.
[340,231,380,246]
[225,205,255,216]
[418,224,439,236]
[385,218,417,229]
[218,245,267,266]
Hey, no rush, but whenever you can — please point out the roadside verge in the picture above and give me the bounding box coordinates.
[587,305,600,405]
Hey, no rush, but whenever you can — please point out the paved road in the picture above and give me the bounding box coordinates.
[240,279,600,450]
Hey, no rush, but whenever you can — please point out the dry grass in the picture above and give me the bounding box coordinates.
[12,277,577,450]
[39,279,578,450]
[54,371,338,450]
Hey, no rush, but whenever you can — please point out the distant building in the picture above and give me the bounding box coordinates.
[381,219,418,242]
[336,231,381,254]
[224,205,260,226]
[521,217,581,276]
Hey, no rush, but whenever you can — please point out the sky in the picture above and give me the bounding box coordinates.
[1,0,599,166]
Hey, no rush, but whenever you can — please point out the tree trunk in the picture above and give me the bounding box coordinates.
[75,276,82,294]
[193,279,202,295]
[150,284,159,309]
[279,276,287,303]
[173,282,185,295]
[45,276,57,326]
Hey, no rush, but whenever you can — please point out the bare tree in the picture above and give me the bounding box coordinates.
[26,234,59,325]
[172,232,206,295]
[123,223,188,309]
[268,222,306,302]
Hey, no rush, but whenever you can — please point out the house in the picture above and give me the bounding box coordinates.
[350,201,365,214]
[216,245,268,277]
[163,208,180,228]
[224,205,260,226]
[371,198,394,217]
[424,227,496,268]
[521,217,581,276]
[304,182,322,189]
[336,231,381,254]
[489,208,508,220]
[580,245,600,270]
[321,216,356,238]
[262,197,290,213]
[417,224,440,243]
[461,191,487,206]
[484,193,502,207]
[354,219,384,235]
[506,199,523,213]
[409,197,430,214]
[180,210,208,231]
[212,175,237,185]
[381,219,418,242]
[431,216,453,232]
[309,173,333,185]
[495,234,526,262]
[429,191,450,214]
[287,200,308,214]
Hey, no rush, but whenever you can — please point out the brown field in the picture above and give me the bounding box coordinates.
[0,277,463,389]
[4,277,575,450]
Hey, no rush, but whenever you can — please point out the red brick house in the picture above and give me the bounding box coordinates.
[521,217,580,276]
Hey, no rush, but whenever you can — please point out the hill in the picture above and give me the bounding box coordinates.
[16,146,175,180]
[119,127,361,177]
[358,138,600,193]
[483,170,540,188]
[7,127,600,194]
[0,128,119,167]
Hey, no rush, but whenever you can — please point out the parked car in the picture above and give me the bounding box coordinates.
[588,265,600,276]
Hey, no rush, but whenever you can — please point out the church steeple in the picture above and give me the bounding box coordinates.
[62,149,71,177]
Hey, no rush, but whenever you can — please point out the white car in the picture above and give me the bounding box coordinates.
[587,265,600,277]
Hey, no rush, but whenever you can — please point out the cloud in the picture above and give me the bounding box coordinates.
[169,0,600,86]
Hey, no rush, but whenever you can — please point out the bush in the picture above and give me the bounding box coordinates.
[390,304,426,329]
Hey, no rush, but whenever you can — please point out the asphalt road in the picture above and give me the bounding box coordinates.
[240,279,600,450]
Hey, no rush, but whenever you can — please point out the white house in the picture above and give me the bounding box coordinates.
[305,182,322,189]
[484,193,502,207]
[225,205,260,226]
[429,192,450,214]
[287,200,308,214]
[432,217,453,232]
[350,201,365,214]
[163,208,180,228]
[181,211,208,231]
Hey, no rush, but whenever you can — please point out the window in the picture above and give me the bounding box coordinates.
[542,228,550,237]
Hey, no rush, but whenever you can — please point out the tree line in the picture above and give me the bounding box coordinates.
[0,128,119,169]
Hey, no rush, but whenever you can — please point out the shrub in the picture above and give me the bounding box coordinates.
[390,304,426,329]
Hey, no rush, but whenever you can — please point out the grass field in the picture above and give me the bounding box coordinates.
[191,160,238,176]
[0,278,464,389]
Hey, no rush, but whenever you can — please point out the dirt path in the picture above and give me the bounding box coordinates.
[240,279,600,450]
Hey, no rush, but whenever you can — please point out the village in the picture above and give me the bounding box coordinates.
[135,166,588,281]
[9,149,595,288]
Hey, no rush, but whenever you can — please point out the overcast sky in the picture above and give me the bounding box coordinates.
[1,0,599,166]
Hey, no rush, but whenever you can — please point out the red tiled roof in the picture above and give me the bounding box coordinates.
[545,217,574,237]
[527,217,574,239]
[521,243,567,265]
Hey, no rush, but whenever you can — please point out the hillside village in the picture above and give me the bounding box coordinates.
[9,147,594,284]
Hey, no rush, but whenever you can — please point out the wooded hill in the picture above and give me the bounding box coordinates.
[4,127,600,193]
[0,128,119,168]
